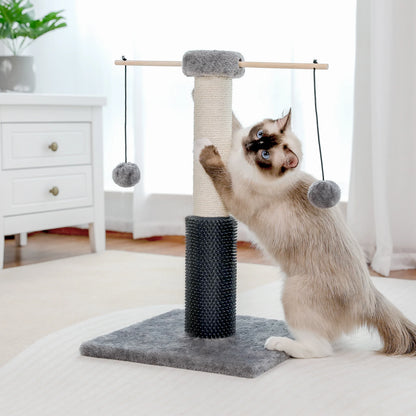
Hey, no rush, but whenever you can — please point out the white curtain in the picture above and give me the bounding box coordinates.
[132,0,357,239]
[348,0,416,276]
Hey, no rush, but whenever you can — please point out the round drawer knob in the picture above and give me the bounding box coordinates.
[49,186,59,196]
[48,142,59,152]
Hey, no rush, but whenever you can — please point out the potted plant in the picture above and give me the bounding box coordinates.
[0,0,66,92]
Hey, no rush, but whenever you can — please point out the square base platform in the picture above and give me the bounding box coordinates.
[80,309,291,378]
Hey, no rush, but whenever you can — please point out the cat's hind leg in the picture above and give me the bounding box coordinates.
[265,329,333,358]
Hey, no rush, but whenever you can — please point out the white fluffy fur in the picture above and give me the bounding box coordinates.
[265,330,333,359]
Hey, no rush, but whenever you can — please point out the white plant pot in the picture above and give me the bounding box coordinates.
[0,56,35,92]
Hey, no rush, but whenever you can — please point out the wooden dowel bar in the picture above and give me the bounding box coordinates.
[115,60,182,67]
[240,61,329,70]
[114,60,329,70]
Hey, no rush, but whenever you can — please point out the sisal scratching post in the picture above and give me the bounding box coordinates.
[192,76,232,217]
[183,50,244,217]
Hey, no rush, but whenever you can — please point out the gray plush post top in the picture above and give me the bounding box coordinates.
[182,50,245,78]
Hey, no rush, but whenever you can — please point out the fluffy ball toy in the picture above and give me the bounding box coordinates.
[113,56,141,188]
[307,61,341,209]
[308,180,341,209]
[112,162,140,188]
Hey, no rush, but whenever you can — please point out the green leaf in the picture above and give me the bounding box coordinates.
[0,0,66,54]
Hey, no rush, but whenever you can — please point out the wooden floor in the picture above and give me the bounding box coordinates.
[3,228,416,280]
[3,228,269,269]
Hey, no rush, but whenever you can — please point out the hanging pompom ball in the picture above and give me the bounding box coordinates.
[112,56,141,188]
[307,180,341,209]
[112,162,141,188]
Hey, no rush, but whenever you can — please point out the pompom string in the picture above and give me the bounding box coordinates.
[122,55,128,164]
[112,55,141,188]
[313,59,325,181]
[308,60,341,209]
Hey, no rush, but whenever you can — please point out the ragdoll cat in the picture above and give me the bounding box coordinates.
[197,109,416,358]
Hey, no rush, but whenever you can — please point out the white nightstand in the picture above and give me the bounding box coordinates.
[0,94,106,268]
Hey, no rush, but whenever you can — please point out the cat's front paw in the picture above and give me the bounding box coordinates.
[197,142,223,170]
[265,336,291,352]
[194,138,214,160]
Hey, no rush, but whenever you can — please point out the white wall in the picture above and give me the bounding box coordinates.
[105,191,134,233]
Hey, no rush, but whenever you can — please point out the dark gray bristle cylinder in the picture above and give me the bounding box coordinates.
[185,215,237,338]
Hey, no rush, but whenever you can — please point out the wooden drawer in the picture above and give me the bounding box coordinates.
[1,123,91,169]
[1,166,93,215]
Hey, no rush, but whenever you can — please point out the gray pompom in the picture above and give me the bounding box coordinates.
[112,162,140,188]
[307,180,341,209]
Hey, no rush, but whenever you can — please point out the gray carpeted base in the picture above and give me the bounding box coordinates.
[80,309,291,378]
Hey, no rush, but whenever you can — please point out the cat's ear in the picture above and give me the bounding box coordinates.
[232,112,242,131]
[275,109,292,133]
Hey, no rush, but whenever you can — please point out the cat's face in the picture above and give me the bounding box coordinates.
[232,110,302,181]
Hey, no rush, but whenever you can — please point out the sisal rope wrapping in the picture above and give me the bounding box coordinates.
[193,77,232,217]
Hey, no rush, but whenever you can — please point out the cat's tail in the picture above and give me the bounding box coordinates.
[367,289,416,355]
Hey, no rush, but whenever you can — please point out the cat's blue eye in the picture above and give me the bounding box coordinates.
[261,150,270,160]
[257,130,264,139]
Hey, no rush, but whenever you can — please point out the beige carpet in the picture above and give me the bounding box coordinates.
[2,255,416,415]
[0,250,280,365]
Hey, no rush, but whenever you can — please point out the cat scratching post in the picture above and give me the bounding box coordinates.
[182,50,244,338]
[81,51,334,378]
